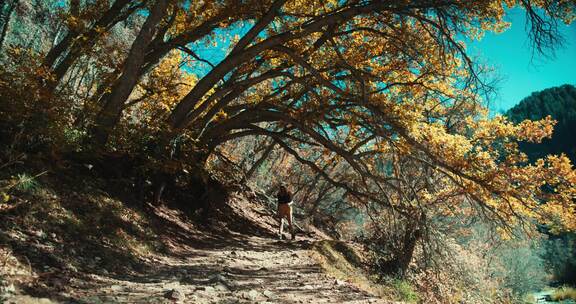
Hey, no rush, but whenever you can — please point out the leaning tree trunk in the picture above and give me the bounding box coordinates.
[396,225,422,277]
[91,0,169,146]
[0,0,7,50]
[376,223,423,278]
[44,0,134,89]
[42,0,80,67]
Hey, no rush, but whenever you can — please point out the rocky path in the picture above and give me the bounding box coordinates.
[83,236,389,303]
[2,193,394,304]
[5,235,391,304]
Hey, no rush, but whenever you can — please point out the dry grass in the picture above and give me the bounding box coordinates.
[311,240,418,303]
[0,167,168,278]
[311,240,389,296]
[521,293,537,304]
[14,185,163,259]
[552,286,576,301]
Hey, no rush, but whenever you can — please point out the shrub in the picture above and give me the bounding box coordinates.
[392,279,420,303]
[544,233,576,285]
[0,46,74,153]
[14,173,40,193]
[496,245,548,297]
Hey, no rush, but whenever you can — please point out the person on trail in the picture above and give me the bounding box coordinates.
[277,184,295,240]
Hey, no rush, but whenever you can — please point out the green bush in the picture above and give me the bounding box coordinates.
[14,173,40,193]
[392,279,419,303]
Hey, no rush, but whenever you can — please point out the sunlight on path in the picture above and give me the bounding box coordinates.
[51,236,396,304]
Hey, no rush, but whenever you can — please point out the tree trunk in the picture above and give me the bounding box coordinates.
[308,185,331,218]
[167,0,287,130]
[43,31,76,69]
[44,0,134,88]
[396,226,422,277]
[152,171,169,206]
[241,142,275,183]
[70,0,80,17]
[376,224,422,278]
[92,0,169,146]
[0,0,7,49]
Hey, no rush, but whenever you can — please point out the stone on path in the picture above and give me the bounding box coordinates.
[196,286,216,293]
[2,295,57,304]
[214,282,230,292]
[164,288,184,301]
[208,273,227,284]
[240,289,260,301]
[262,289,275,299]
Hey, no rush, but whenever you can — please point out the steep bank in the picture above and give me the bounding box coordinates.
[0,164,401,303]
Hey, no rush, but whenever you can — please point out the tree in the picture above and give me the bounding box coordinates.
[43,0,146,90]
[91,0,169,145]
[1,0,575,277]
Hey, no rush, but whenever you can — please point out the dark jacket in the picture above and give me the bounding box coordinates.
[277,191,292,204]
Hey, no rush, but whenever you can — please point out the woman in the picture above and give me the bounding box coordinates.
[277,184,295,240]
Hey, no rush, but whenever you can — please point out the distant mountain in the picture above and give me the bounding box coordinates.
[506,84,576,162]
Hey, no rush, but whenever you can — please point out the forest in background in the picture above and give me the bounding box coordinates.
[506,84,576,288]
[0,0,575,303]
[507,84,576,163]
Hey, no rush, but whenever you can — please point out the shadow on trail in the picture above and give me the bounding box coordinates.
[1,161,373,303]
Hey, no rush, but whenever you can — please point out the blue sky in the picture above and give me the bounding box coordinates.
[467,8,576,113]
[186,7,574,113]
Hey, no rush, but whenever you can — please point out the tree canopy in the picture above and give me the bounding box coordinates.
[1,0,575,250]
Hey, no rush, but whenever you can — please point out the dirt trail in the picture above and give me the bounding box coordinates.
[6,236,391,304]
[3,191,395,304]
[69,236,390,303]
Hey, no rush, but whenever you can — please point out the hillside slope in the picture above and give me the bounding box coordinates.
[506,84,576,162]
[0,165,398,304]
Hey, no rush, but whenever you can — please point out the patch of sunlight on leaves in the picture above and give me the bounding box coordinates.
[62,128,87,151]
[0,192,10,203]
[552,286,576,302]
[84,193,163,256]
[111,229,158,258]
[0,246,35,297]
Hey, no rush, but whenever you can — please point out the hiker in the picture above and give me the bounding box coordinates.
[277,184,295,240]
